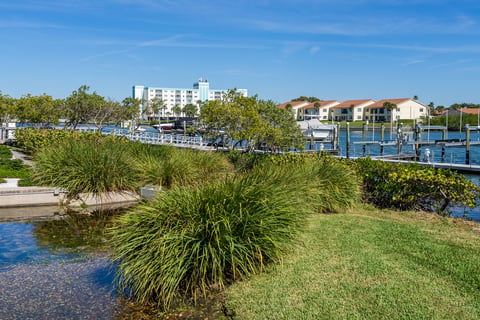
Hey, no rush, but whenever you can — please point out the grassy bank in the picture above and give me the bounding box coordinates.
[225,207,480,320]
[0,145,33,185]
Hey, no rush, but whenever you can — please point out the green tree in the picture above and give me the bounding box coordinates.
[14,94,60,126]
[63,85,105,129]
[172,104,182,119]
[292,96,321,103]
[383,101,398,136]
[182,103,198,117]
[90,98,122,129]
[200,89,303,152]
[258,99,304,151]
[147,97,165,123]
[121,97,142,132]
[0,92,15,125]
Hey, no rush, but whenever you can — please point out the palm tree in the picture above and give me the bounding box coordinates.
[172,104,182,119]
[314,102,321,120]
[349,104,355,121]
[383,101,398,139]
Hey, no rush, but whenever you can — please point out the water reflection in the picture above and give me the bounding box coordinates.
[0,210,128,319]
[32,210,119,252]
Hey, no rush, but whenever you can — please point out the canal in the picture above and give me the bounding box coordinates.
[0,211,133,319]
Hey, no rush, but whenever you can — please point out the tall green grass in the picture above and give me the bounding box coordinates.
[33,136,139,198]
[110,157,360,310]
[135,146,234,189]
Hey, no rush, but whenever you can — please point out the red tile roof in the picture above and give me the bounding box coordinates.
[278,101,310,109]
[364,98,412,109]
[433,109,449,116]
[298,100,340,110]
[459,108,480,115]
[330,99,374,109]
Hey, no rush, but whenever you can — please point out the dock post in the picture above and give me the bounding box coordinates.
[331,126,336,151]
[362,121,367,157]
[441,145,446,162]
[396,123,403,155]
[380,123,385,156]
[309,131,313,150]
[414,124,421,161]
[336,123,341,152]
[346,122,350,159]
[466,124,471,165]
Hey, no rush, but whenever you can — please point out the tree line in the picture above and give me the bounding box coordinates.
[1,86,305,152]
[0,85,142,130]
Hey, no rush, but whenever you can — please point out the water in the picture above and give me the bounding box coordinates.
[0,213,129,319]
[310,129,480,165]
[307,129,480,222]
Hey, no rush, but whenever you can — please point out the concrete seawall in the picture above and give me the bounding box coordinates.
[0,186,139,219]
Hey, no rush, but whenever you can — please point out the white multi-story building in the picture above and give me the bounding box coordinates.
[133,78,248,118]
[280,98,428,122]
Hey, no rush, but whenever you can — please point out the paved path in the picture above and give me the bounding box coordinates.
[9,148,33,165]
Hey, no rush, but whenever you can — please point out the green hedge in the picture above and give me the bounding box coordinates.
[352,158,480,214]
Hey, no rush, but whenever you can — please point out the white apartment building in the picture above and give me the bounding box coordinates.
[133,78,248,118]
[280,98,428,122]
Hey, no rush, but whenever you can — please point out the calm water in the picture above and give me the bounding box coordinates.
[0,214,128,319]
[309,129,480,222]
[314,129,480,165]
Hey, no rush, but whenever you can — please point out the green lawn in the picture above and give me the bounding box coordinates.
[225,207,480,320]
[0,146,34,186]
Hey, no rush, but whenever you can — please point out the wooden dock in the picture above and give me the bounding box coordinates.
[373,158,480,173]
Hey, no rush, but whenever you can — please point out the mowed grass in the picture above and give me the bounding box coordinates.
[225,207,480,320]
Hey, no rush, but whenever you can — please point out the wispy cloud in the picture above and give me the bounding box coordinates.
[242,13,479,37]
[0,1,94,12]
[81,34,269,62]
[404,59,425,66]
[314,41,480,54]
[309,46,320,55]
[0,19,65,29]
[138,35,268,49]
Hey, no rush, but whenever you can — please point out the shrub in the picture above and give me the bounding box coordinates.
[0,145,12,159]
[225,150,269,172]
[33,135,139,199]
[353,158,480,214]
[111,163,320,309]
[261,153,361,213]
[135,146,234,189]
[111,156,360,310]
[14,128,121,155]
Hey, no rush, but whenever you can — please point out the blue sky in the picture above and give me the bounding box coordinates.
[1,0,479,107]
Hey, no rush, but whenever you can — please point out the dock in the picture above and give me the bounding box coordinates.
[370,158,480,173]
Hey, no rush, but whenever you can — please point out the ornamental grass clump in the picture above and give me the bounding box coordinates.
[261,153,361,213]
[33,135,139,199]
[307,155,361,212]
[135,146,234,189]
[110,163,318,309]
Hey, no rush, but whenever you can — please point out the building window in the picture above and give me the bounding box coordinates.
[357,108,361,112]
[420,108,424,112]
